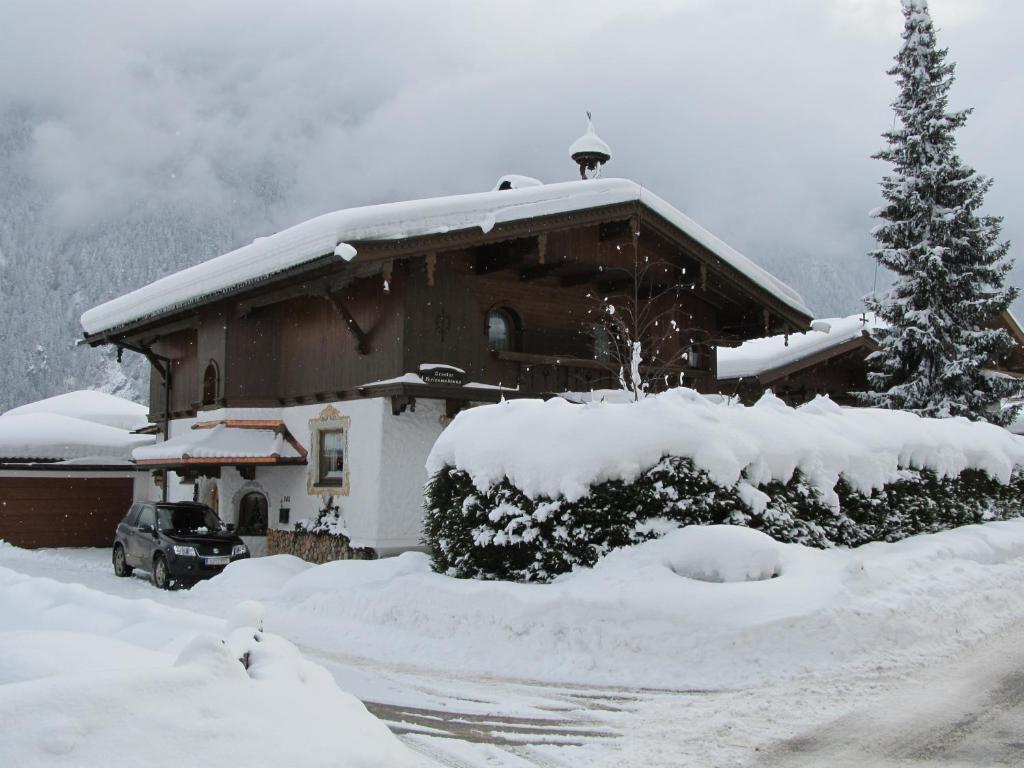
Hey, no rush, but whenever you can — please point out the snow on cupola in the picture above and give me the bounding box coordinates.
[569,112,612,180]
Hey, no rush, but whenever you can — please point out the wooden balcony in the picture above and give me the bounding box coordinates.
[496,351,712,396]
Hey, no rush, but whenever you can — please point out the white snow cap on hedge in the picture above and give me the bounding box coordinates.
[427,389,1024,505]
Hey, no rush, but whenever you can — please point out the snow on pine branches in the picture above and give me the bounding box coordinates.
[864,0,1019,423]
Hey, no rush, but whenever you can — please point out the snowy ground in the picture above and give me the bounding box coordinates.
[2,523,1024,767]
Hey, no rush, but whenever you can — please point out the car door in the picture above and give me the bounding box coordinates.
[131,504,158,569]
[118,503,142,564]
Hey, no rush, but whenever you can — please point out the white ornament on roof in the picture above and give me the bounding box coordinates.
[569,112,612,179]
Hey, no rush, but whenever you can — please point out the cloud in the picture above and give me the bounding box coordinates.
[0,0,1020,312]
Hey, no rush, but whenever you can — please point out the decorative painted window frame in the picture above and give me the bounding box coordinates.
[307,406,351,497]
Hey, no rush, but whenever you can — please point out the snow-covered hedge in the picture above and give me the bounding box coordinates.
[424,389,1024,581]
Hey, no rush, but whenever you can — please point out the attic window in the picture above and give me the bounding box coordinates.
[487,308,516,353]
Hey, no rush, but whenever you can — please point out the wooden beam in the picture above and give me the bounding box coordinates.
[425,252,437,287]
[324,293,371,355]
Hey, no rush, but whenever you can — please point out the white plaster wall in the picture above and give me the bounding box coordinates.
[374,398,448,554]
[152,398,395,551]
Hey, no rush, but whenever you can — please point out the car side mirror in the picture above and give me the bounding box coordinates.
[225,523,235,533]
[138,523,154,535]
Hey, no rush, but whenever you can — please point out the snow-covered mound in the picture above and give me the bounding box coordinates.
[0,412,154,461]
[181,520,1024,690]
[1,389,149,431]
[0,566,423,768]
[633,525,781,582]
[428,388,1024,506]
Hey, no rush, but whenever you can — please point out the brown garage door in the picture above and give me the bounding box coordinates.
[0,476,134,548]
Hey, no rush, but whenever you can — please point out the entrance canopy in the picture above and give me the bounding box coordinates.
[133,419,307,468]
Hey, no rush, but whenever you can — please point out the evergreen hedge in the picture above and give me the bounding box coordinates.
[423,457,1024,582]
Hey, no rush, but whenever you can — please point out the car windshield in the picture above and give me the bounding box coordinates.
[157,505,223,533]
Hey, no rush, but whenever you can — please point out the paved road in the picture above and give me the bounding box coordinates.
[755,623,1024,767]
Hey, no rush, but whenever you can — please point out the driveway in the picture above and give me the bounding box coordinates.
[755,623,1024,767]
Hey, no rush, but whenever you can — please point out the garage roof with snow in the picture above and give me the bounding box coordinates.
[2,390,151,432]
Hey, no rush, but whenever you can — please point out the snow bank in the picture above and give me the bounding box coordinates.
[427,388,1024,504]
[81,178,810,334]
[0,413,154,461]
[185,520,1024,690]
[0,566,424,768]
[1,390,150,431]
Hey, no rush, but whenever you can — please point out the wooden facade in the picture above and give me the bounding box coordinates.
[93,201,812,422]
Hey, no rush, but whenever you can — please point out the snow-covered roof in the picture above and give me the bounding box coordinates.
[1,390,150,431]
[569,119,612,159]
[718,314,881,381]
[133,421,306,464]
[0,413,154,462]
[81,178,811,336]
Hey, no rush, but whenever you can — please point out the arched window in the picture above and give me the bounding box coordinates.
[487,308,516,352]
[202,361,219,406]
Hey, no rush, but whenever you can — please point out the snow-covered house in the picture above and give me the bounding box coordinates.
[0,391,154,547]
[718,310,1024,407]
[80,125,812,558]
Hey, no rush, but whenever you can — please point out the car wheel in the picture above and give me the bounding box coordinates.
[153,554,172,590]
[112,544,133,577]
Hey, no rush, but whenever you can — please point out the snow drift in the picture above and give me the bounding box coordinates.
[183,519,1024,691]
[0,566,424,768]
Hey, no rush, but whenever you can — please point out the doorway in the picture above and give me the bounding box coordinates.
[236,491,268,536]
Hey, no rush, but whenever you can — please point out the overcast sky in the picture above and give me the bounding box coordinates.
[2,0,1021,314]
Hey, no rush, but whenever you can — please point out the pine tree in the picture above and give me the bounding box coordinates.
[863,0,1019,423]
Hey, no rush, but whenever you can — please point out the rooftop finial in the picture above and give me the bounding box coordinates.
[569,113,611,180]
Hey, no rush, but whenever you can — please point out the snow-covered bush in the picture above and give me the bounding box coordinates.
[294,495,348,537]
[423,390,1024,582]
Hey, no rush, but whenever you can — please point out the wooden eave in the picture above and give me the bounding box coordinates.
[0,461,147,472]
[635,206,812,332]
[133,456,306,468]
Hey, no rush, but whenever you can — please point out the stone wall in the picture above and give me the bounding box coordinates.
[266,529,377,564]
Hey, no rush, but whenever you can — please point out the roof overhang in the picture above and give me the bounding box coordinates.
[132,419,308,469]
[82,197,812,346]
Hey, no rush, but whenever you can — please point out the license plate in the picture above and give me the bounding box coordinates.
[205,556,230,566]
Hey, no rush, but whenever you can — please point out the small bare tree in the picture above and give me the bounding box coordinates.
[584,240,713,401]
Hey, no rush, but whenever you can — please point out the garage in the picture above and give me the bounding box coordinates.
[0,390,156,549]
[0,474,136,548]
